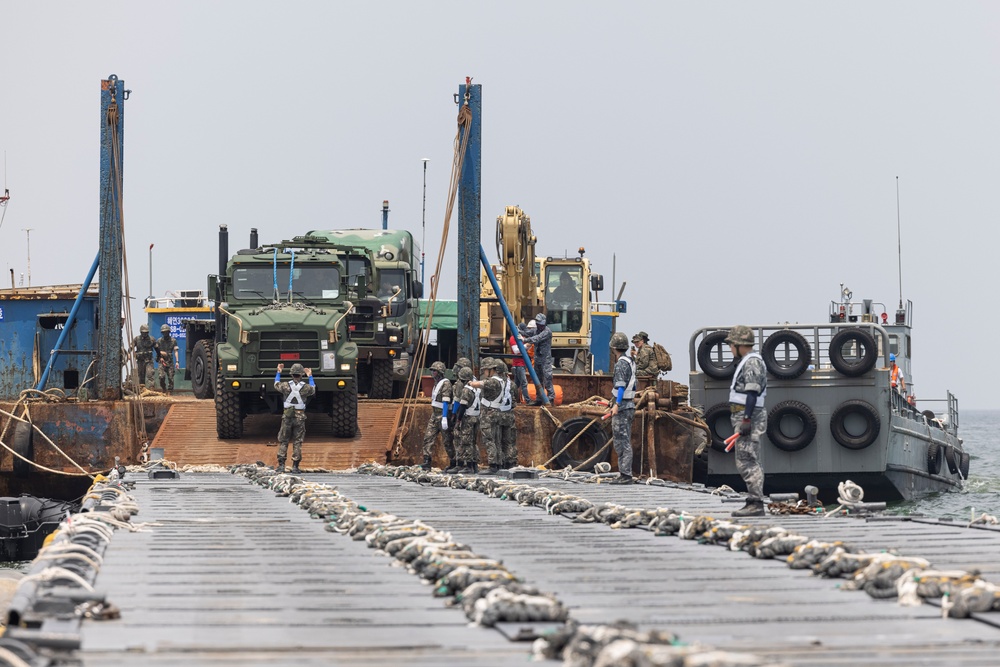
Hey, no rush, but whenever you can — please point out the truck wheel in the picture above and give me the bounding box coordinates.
[191,340,215,400]
[215,369,243,439]
[369,359,393,399]
[331,383,358,438]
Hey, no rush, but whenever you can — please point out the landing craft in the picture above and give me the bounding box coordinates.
[689,289,966,502]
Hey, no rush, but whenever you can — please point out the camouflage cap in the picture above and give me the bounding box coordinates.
[160,324,171,333]
[289,363,305,376]
[724,325,754,347]
[430,361,447,373]
[139,324,149,333]
[632,331,648,342]
[610,331,630,351]
[458,366,474,382]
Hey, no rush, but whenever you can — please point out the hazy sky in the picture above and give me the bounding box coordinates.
[1,2,997,409]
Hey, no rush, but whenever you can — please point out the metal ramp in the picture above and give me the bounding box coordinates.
[149,400,399,469]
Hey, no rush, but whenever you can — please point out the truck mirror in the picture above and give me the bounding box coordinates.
[590,274,604,292]
[413,281,423,299]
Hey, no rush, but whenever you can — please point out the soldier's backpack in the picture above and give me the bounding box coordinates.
[653,342,672,372]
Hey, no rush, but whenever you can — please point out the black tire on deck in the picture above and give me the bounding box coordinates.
[761,330,812,379]
[215,367,243,439]
[12,420,33,478]
[766,400,817,452]
[697,331,737,380]
[926,441,943,475]
[829,399,880,450]
[191,340,215,400]
[331,381,359,438]
[704,403,735,453]
[944,444,960,475]
[369,359,394,399]
[828,329,878,377]
[959,451,970,478]
[550,416,610,471]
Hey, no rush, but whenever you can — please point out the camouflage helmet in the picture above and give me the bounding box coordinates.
[480,357,496,371]
[160,324,171,333]
[493,360,508,375]
[610,332,630,351]
[139,324,149,333]
[724,325,754,347]
[632,330,648,342]
[289,363,305,376]
[454,357,472,370]
[458,366,474,382]
[430,361,447,374]
[535,313,547,326]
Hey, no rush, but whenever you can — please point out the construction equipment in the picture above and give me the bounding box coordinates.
[479,206,603,373]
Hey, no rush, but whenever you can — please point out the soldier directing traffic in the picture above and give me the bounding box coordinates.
[131,324,156,389]
[154,324,180,395]
[607,332,637,484]
[727,325,768,518]
[274,363,315,474]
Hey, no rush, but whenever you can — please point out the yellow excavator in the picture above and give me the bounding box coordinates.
[479,205,603,373]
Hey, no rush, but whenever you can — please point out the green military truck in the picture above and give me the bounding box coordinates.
[304,228,422,399]
[189,226,369,439]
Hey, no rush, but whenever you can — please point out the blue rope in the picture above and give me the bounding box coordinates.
[288,250,296,301]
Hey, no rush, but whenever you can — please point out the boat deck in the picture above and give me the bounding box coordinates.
[77,472,1000,666]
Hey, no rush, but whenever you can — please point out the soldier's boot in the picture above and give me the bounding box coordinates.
[506,459,519,470]
[420,456,432,471]
[276,458,286,473]
[610,473,633,485]
[731,499,766,518]
[444,457,460,474]
[455,460,472,474]
[470,460,479,474]
[290,461,302,474]
[487,463,500,474]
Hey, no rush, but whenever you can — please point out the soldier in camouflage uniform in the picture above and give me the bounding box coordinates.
[726,325,768,518]
[520,313,555,405]
[421,361,454,471]
[154,324,180,394]
[452,366,481,473]
[131,324,156,388]
[274,363,315,473]
[471,359,517,473]
[632,331,659,378]
[607,332,637,483]
[448,357,473,441]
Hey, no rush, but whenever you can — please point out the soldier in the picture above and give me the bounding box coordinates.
[154,324,180,395]
[421,361,454,471]
[452,365,481,474]
[632,331,659,378]
[606,332,637,484]
[450,357,473,429]
[726,325,768,518]
[274,363,315,473]
[472,359,517,472]
[131,324,156,388]
[520,313,555,405]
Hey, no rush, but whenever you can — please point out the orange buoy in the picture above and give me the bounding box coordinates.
[526,383,563,406]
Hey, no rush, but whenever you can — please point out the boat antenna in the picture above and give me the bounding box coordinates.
[0,151,10,234]
[895,176,903,310]
[421,158,429,285]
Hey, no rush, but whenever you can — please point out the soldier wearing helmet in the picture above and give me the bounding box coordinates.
[448,357,474,448]
[607,331,637,484]
[451,365,481,474]
[470,356,517,473]
[154,323,180,395]
[421,360,454,471]
[131,324,156,389]
[631,331,659,378]
[725,325,768,518]
[274,362,315,473]
[519,313,555,405]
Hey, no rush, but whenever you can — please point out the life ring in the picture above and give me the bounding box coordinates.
[926,442,943,475]
[959,451,970,478]
[762,330,812,379]
[828,329,878,377]
[830,399,881,450]
[696,331,736,380]
[766,400,817,452]
[550,416,611,471]
[944,444,960,475]
[704,403,736,453]
[12,420,34,478]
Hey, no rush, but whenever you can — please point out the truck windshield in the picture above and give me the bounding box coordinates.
[232,265,341,301]
[377,269,406,301]
[545,266,584,333]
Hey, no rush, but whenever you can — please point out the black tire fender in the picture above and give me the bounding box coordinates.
[762,330,812,379]
[697,331,736,380]
[944,444,960,475]
[766,400,817,452]
[828,329,878,377]
[12,420,33,478]
[550,416,611,471]
[830,399,881,450]
[927,441,943,475]
[704,403,735,453]
[959,451,970,478]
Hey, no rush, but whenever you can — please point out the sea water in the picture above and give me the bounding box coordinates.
[889,409,1000,519]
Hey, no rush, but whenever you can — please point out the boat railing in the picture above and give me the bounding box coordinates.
[145,290,212,310]
[689,322,892,374]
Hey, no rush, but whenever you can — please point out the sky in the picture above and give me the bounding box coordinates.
[0,2,997,409]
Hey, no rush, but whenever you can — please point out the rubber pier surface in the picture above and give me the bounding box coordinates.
[80,472,1000,665]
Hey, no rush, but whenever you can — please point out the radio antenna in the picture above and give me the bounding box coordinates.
[895,176,903,309]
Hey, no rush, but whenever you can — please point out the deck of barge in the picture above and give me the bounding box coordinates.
[77,472,1000,666]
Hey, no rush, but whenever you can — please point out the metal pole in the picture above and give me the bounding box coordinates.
[36,254,100,391]
[457,81,481,365]
[97,74,125,400]
[22,228,32,286]
[421,158,428,285]
[382,200,389,230]
[148,243,153,298]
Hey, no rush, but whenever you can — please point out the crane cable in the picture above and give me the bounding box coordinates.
[392,100,474,456]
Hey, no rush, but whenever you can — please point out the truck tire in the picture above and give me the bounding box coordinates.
[215,369,243,439]
[190,340,215,400]
[331,382,358,438]
[369,359,393,399]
